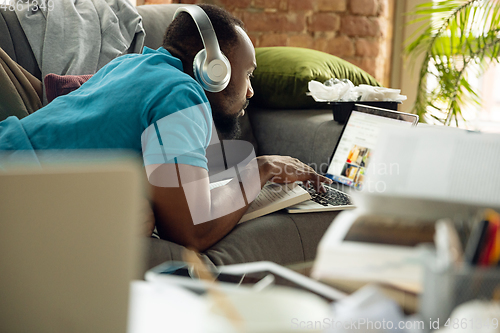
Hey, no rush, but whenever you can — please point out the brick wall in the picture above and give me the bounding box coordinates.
[144,0,394,86]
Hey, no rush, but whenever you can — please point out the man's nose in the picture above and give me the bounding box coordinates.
[247,82,254,99]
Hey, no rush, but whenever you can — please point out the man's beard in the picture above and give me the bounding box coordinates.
[212,99,249,140]
[212,109,241,140]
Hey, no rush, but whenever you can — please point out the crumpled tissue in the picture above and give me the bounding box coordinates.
[307,78,407,103]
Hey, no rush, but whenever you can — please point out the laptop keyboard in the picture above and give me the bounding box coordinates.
[298,183,353,207]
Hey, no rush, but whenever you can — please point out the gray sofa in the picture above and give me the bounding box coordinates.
[0,4,345,272]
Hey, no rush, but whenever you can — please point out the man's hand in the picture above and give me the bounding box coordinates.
[256,155,332,191]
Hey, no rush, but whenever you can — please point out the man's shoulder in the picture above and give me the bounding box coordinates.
[107,49,204,93]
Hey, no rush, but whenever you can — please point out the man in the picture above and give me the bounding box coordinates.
[0,4,331,251]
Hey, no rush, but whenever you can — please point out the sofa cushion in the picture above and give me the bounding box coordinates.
[251,47,380,109]
[248,108,344,173]
[44,73,93,103]
[144,210,339,272]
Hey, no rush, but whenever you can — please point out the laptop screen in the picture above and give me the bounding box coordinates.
[325,104,418,189]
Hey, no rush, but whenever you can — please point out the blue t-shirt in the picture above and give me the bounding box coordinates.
[0,47,212,169]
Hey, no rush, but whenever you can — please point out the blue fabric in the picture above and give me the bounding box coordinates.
[0,117,40,169]
[0,47,212,170]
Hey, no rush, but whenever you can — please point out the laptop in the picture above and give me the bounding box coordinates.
[0,152,144,333]
[286,104,419,213]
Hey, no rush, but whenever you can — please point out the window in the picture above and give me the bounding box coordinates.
[392,0,500,132]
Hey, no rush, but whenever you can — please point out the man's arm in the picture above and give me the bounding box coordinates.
[148,155,331,252]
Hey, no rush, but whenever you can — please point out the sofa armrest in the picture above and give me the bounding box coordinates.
[248,108,343,173]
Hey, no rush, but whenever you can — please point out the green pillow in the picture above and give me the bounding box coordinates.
[251,47,380,109]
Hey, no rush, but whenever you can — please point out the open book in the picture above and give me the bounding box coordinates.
[210,180,311,223]
[312,210,436,286]
[311,209,436,313]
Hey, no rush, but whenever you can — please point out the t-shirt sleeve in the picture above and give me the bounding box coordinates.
[141,81,212,170]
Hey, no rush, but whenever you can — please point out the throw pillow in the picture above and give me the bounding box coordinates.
[251,47,380,109]
[44,73,93,103]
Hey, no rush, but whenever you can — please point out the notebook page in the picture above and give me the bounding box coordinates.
[365,126,500,207]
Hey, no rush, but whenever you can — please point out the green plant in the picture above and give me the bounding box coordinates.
[406,0,500,126]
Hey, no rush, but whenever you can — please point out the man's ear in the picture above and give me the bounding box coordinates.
[164,46,195,77]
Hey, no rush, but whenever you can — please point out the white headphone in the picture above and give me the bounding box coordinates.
[173,6,231,93]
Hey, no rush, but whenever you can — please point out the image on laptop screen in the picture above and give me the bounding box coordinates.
[325,104,418,189]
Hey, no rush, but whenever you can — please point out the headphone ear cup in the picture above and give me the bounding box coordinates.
[193,49,231,93]
[192,49,207,89]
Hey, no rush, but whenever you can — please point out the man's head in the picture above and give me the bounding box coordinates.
[163,4,256,139]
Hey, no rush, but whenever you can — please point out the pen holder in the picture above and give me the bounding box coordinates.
[419,248,500,330]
